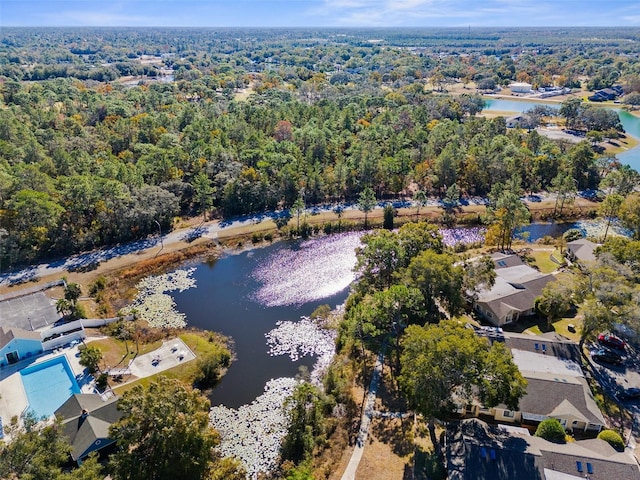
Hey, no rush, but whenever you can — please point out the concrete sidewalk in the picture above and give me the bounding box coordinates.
[341,351,384,480]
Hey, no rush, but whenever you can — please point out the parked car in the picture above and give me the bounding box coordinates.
[598,333,626,351]
[591,348,623,365]
[616,387,640,402]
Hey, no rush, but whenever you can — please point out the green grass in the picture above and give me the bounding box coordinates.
[527,249,561,274]
[111,331,231,395]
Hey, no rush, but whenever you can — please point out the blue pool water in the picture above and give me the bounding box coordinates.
[20,355,80,418]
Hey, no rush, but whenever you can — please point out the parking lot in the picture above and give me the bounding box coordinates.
[0,291,59,331]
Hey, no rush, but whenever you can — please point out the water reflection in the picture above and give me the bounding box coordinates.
[252,232,362,307]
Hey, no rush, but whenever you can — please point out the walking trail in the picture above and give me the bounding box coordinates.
[341,350,384,480]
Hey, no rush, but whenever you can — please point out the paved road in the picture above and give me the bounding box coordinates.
[341,351,384,480]
[0,193,564,288]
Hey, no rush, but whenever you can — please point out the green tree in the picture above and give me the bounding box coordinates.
[0,415,104,480]
[193,172,214,222]
[550,170,577,217]
[462,255,497,301]
[597,429,625,452]
[598,193,624,241]
[383,204,395,230]
[620,193,640,240]
[357,187,376,228]
[292,196,305,231]
[79,345,103,375]
[559,97,582,129]
[399,320,526,449]
[535,282,574,330]
[484,180,530,251]
[355,229,404,293]
[109,377,221,480]
[535,418,566,443]
[413,189,428,220]
[64,282,82,307]
[281,382,330,464]
[403,250,465,321]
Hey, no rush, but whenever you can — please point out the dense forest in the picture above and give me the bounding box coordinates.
[1,27,639,268]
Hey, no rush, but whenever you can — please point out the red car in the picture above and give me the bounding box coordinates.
[598,333,626,350]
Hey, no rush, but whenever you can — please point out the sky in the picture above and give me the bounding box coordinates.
[2,0,640,28]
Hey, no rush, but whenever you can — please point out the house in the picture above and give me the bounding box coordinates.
[588,86,623,102]
[55,393,122,464]
[506,114,529,128]
[0,326,43,366]
[481,346,604,432]
[566,238,600,264]
[510,82,533,93]
[470,332,605,433]
[447,418,640,480]
[472,253,555,327]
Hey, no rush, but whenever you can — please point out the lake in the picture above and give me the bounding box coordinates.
[172,232,361,408]
[483,97,640,172]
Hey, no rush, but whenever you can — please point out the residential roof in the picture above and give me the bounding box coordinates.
[511,349,583,377]
[447,419,640,480]
[475,254,555,323]
[514,374,605,426]
[55,394,121,461]
[0,326,42,349]
[447,418,542,480]
[502,332,581,363]
[567,239,600,263]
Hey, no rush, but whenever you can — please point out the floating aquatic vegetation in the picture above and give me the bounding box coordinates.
[575,219,632,241]
[440,226,486,247]
[210,377,298,478]
[252,232,362,307]
[265,317,337,385]
[120,268,196,328]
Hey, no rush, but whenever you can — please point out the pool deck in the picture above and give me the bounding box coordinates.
[0,337,194,427]
[0,344,88,424]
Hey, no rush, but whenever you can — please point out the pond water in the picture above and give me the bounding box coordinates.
[483,98,640,172]
[172,232,361,408]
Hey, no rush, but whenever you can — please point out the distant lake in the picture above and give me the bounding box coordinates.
[483,98,640,172]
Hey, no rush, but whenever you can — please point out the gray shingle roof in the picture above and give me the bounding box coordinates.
[447,419,640,480]
[55,393,121,461]
[0,326,41,349]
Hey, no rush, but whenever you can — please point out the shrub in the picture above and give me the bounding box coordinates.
[251,232,264,244]
[89,276,107,296]
[194,349,231,389]
[598,429,625,452]
[534,418,566,444]
[563,228,583,242]
[95,373,109,391]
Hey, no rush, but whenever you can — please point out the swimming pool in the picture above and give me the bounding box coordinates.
[20,355,80,419]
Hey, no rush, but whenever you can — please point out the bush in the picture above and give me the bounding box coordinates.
[563,228,583,242]
[95,373,109,391]
[534,418,566,444]
[598,429,625,452]
[89,276,107,296]
[194,350,231,389]
[251,232,264,244]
